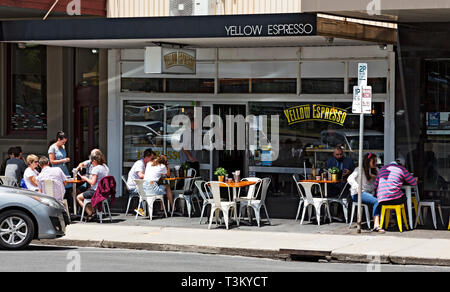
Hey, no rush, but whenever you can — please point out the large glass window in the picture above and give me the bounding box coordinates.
[8,44,47,133]
[123,101,212,179]
[398,59,450,205]
[249,101,385,197]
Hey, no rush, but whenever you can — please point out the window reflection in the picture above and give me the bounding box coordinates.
[9,45,47,132]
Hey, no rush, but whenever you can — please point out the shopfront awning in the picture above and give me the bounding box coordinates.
[0,13,395,49]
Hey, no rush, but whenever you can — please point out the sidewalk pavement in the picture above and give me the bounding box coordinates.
[37,214,450,267]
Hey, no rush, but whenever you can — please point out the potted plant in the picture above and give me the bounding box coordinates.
[214,167,228,182]
[181,162,190,177]
[328,167,341,182]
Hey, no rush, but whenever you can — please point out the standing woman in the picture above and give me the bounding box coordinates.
[48,131,72,206]
[23,154,40,191]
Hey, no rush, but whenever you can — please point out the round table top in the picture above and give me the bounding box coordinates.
[219,181,257,188]
[300,180,343,184]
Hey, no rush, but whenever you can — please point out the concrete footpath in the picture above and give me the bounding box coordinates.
[37,218,450,267]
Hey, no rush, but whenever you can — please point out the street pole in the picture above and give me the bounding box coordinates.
[357,112,364,234]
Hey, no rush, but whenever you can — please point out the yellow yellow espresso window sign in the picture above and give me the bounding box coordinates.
[284,104,347,126]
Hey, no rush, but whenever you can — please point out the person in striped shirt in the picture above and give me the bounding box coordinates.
[373,156,417,232]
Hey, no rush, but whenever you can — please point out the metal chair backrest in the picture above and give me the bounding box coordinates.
[134,179,158,198]
[187,168,196,178]
[0,176,17,187]
[40,179,65,202]
[259,177,271,204]
[299,182,323,204]
[43,180,55,197]
[292,175,305,201]
[241,177,262,199]
[206,181,231,206]
[195,180,212,201]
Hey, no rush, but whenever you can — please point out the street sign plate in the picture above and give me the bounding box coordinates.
[352,85,372,114]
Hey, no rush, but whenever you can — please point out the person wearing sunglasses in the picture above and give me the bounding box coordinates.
[347,153,383,232]
[23,154,40,191]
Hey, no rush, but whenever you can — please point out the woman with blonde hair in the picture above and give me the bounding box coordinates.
[144,155,173,208]
[24,154,40,191]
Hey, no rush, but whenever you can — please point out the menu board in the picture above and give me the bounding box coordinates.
[427,112,450,135]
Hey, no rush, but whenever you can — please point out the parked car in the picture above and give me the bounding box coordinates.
[0,186,69,250]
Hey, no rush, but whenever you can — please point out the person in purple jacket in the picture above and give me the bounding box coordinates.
[373,156,417,232]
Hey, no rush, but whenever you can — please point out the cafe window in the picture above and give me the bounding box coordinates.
[349,78,387,94]
[301,78,344,94]
[248,101,385,197]
[252,78,297,94]
[7,44,47,134]
[165,78,214,93]
[121,78,214,93]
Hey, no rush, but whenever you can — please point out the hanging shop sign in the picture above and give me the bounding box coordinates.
[284,104,347,126]
[145,47,196,74]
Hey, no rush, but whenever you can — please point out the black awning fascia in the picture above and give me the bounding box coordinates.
[0,13,317,42]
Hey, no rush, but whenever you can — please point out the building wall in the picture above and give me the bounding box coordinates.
[107,0,303,17]
[0,0,107,16]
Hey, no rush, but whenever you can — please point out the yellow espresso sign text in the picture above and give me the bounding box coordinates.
[284,104,347,126]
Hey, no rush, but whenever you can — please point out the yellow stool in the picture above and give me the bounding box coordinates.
[448,216,450,230]
[380,204,409,233]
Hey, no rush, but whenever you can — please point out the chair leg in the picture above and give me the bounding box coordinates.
[295,201,303,221]
[380,207,386,230]
[316,206,321,226]
[300,204,308,225]
[431,205,437,230]
[385,209,391,229]
[125,197,132,216]
[80,202,87,223]
[135,198,142,220]
[326,204,332,223]
[402,207,409,230]
[200,203,207,224]
[349,204,356,228]
[161,198,168,218]
[437,205,445,227]
[415,205,422,228]
[234,206,239,227]
[263,204,271,225]
[208,207,216,229]
[364,205,371,229]
[342,203,348,224]
[186,199,192,218]
[395,208,403,233]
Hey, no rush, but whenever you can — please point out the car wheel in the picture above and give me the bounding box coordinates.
[0,210,35,250]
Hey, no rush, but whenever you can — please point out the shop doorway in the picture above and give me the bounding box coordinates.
[212,104,247,179]
[73,48,99,164]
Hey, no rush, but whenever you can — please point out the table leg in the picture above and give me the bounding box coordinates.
[72,182,77,215]
[406,187,413,229]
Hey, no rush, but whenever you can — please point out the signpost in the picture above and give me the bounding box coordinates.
[353,63,372,234]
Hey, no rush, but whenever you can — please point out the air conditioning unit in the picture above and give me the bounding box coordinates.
[170,0,194,16]
[170,0,212,16]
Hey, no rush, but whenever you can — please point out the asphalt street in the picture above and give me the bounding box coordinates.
[1,244,450,272]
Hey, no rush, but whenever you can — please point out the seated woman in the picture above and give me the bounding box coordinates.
[143,155,173,209]
[24,154,40,191]
[348,153,384,233]
[76,150,109,221]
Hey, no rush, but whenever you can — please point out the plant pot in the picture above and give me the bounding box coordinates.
[218,176,224,182]
[331,174,339,181]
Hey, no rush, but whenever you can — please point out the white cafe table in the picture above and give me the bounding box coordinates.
[400,185,414,230]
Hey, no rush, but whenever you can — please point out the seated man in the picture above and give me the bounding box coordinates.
[5,146,27,185]
[326,146,355,197]
[126,148,155,216]
[36,156,67,202]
